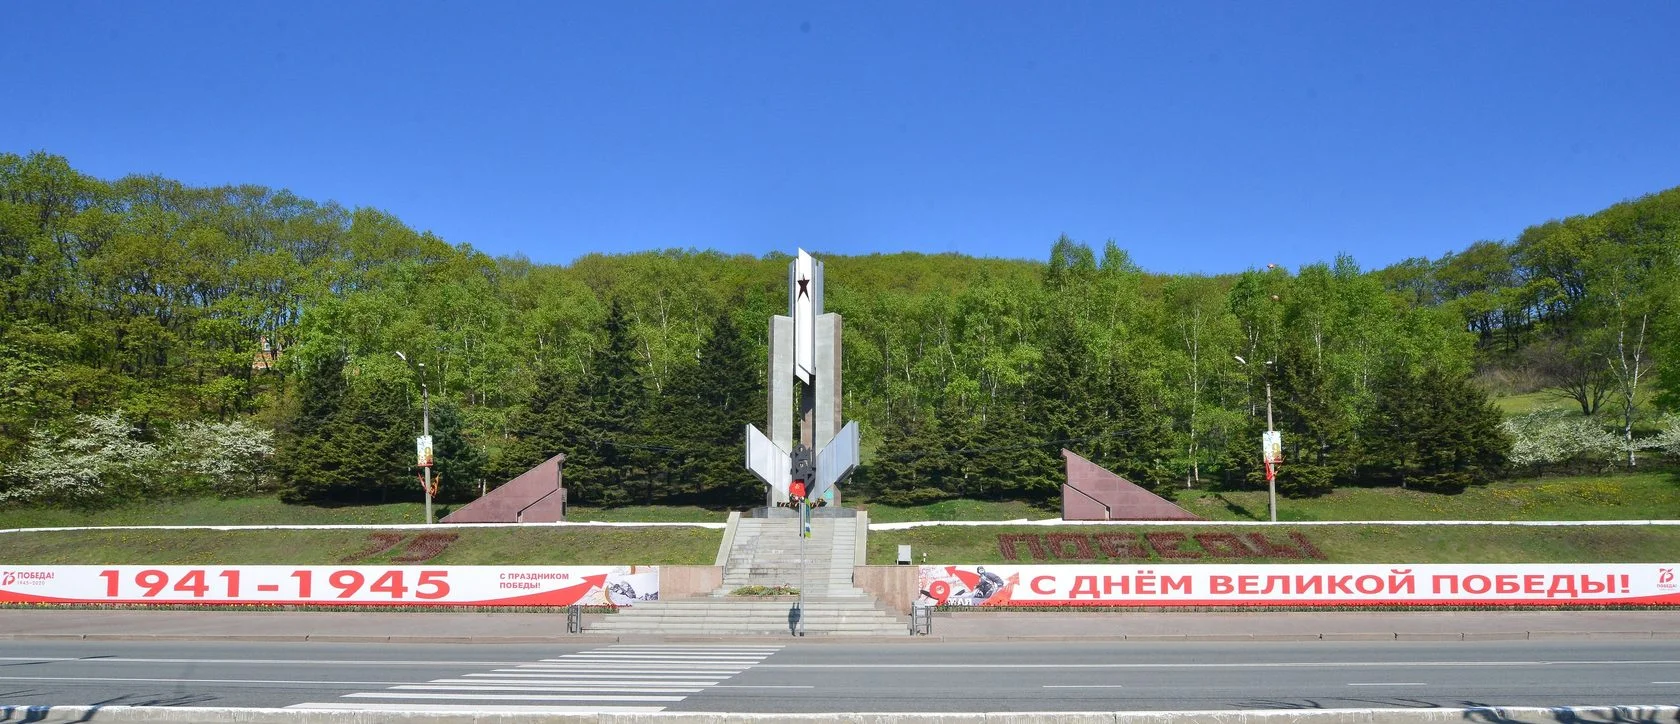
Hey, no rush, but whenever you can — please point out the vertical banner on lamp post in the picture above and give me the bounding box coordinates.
[416,435,434,468]
[1262,431,1282,464]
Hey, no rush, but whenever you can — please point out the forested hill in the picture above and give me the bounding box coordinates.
[2,151,1677,509]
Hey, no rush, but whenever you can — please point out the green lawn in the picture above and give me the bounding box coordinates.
[0,497,728,530]
[1494,391,1582,416]
[869,523,1680,565]
[857,498,1054,523]
[1,472,1676,568]
[1172,472,1680,522]
[0,527,721,566]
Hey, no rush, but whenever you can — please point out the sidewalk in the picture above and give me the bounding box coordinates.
[1,608,1675,643]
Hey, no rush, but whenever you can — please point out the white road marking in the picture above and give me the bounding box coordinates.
[754,660,1680,669]
[439,678,722,686]
[0,675,403,686]
[544,655,769,661]
[344,692,685,702]
[608,648,782,655]
[512,667,744,675]
[392,684,704,693]
[1348,682,1429,687]
[710,685,815,689]
[1043,685,1125,688]
[288,702,666,713]
[305,644,780,712]
[546,656,769,662]
[479,671,723,679]
[0,656,540,667]
[537,661,756,665]
[510,668,749,675]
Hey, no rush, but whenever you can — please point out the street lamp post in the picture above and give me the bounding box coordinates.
[1235,355,1278,523]
[1262,372,1275,523]
[420,363,432,525]
[396,351,433,525]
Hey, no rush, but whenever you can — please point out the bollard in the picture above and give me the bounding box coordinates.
[566,604,582,634]
[909,603,932,636]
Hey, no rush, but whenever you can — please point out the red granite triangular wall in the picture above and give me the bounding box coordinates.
[1061,449,1201,521]
[440,452,567,523]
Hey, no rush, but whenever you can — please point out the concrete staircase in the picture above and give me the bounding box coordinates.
[717,516,860,597]
[588,513,908,637]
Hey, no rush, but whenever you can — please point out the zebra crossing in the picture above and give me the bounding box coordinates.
[287,644,783,714]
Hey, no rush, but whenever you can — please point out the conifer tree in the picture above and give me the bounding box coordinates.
[276,354,352,503]
[1017,315,1102,502]
[1272,341,1355,497]
[658,311,764,505]
[276,355,409,503]
[489,362,582,485]
[427,400,486,503]
[1093,361,1178,496]
[571,299,645,505]
[1407,369,1510,492]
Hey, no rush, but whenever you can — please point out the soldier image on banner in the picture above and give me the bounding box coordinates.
[916,565,1019,607]
[1262,430,1282,482]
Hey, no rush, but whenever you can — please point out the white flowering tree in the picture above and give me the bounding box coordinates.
[1645,414,1680,460]
[1500,410,1623,474]
[0,412,276,505]
[0,411,161,505]
[164,420,275,497]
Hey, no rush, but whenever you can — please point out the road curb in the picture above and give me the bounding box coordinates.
[1,704,1675,723]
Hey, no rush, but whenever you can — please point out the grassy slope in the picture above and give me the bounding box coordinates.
[0,498,727,530]
[1494,391,1580,416]
[1,472,1675,567]
[0,527,721,566]
[1175,473,1680,522]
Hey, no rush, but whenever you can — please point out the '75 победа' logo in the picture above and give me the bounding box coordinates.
[1,570,54,586]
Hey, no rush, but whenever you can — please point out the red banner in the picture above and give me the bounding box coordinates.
[0,565,658,607]
[919,563,1680,607]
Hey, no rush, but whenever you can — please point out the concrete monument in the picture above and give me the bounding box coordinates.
[440,453,567,523]
[744,249,860,508]
[1061,449,1200,521]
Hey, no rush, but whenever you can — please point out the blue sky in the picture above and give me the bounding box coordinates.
[4,1,1678,274]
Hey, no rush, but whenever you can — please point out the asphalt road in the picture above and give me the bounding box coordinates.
[1,639,1676,714]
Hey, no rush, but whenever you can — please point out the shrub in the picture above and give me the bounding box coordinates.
[875,486,955,507]
[164,420,274,497]
[729,585,798,596]
[1502,410,1621,473]
[0,411,161,506]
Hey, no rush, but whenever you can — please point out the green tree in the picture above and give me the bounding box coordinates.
[570,299,646,505]
[1271,341,1355,498]
[1405,369,1509,492]
[275,354,410,504]
[426,400,487,504]
[657,310,764,506]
